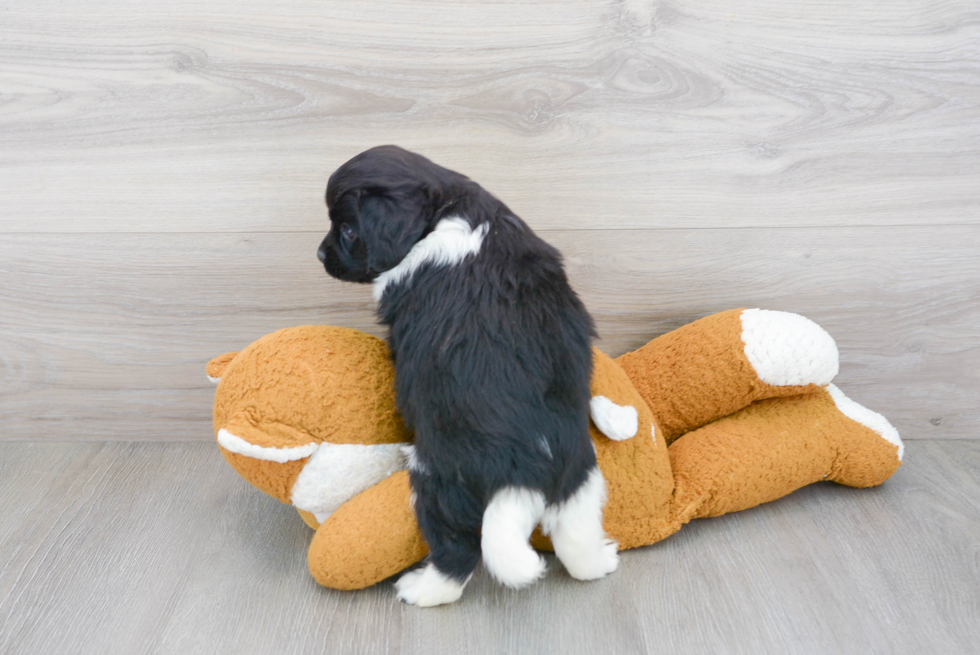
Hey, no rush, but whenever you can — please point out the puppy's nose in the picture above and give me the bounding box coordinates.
[317,246,328,263]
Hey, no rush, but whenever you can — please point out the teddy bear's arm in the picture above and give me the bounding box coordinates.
[616,308,839,444]
[307,470,428,590]
[667,387,903,528]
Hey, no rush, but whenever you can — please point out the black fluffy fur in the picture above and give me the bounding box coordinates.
[319,145,597,583]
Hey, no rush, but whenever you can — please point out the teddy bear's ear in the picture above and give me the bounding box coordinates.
[206,351,239,384]
[589,347,650,442]
[589,396,639,441]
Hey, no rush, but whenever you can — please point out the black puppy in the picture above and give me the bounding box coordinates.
[318,146,618,606]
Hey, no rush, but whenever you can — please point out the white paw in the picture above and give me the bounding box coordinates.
[486,544,547,589]
[563,538,620,581]
[395,563,467,607]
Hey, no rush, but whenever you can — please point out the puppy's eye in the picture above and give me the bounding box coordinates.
[340,223,357,243]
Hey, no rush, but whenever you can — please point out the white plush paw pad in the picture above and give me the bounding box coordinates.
[395,563,467,607]
[590,396,638,441]
[740,309,839,386]
[827,384,904,461]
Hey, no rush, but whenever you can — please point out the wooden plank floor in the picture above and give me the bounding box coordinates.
[1,440,977,655]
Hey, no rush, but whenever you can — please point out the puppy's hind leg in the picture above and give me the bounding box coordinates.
[481,487,547,588]
[542,467,619,580]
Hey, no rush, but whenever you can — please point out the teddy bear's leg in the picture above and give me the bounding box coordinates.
[617,308,839,444]
[307,471,428,591]
[667,388,902,526]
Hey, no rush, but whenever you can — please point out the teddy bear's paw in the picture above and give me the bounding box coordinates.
[740,309,839,386]
[395,563,469,607]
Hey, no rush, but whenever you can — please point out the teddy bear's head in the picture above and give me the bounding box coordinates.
[210,326,411,522]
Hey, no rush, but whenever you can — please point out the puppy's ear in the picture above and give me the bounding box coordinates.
[359,191,433,273]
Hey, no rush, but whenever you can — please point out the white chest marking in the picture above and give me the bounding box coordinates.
[372,217,489,302]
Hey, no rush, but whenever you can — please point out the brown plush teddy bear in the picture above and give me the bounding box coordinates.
[208,308,902,590]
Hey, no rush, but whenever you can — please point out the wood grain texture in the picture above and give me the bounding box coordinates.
[1,0,978,232]
[1,226,976,441]
[0,440,977,654]
[1,0,978,442]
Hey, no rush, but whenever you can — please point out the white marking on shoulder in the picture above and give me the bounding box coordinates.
[207,374,221,384]
[217,429,318,463]
[372,217,489,301]
[589,396,638,441]
[290,442,406,520]
[827,384,904,461]
[740,308,839,387]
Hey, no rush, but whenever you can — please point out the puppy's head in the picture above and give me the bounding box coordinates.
[318,145,464,282]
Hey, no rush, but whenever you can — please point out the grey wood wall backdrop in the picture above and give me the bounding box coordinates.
[1,0,977,441]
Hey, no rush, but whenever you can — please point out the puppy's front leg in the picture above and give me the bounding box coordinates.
[396,473,481,607]
[395,561,471,607]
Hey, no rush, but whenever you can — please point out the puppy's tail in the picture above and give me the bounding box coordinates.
[481,487,547,588]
